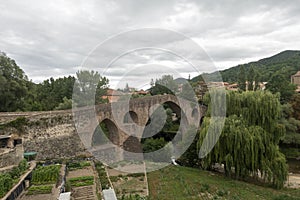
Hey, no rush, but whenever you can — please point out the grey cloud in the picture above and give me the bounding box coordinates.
[0,0,300,87]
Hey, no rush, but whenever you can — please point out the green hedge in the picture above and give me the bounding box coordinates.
[0,159,28,198]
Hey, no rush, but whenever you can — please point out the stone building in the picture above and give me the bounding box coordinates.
[0,135,24,169]
[291,71,300,86]
[291,71,300,93]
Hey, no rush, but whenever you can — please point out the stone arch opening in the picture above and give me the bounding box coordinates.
[141,101,183,145]
[123,111,138,124]
[164,101,182,119]
[92,119,119,146]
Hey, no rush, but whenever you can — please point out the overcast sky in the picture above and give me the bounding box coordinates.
[1,0,300,89]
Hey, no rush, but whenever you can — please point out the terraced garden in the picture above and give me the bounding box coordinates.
[66,161,97,200]
[20,164,61,200]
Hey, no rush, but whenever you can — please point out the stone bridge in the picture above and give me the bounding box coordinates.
[0,95,206,162]
[73,94,205,163]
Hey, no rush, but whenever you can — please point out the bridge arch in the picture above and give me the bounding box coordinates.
[163,101,182,119]
[92,118,119,146]
[123,111,138,124]
[141,101,187,141]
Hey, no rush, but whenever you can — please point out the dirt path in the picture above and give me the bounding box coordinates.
[287,173,300,188]
[67,166,94,178]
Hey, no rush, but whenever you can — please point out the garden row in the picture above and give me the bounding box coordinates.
[0,159,28,197]
[27,164,61,195]
[95,161,111,190]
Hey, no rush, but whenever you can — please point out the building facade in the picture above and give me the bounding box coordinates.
[291,71,300,86]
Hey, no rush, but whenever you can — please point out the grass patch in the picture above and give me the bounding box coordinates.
[147,166,300,200]
[27,185,53,195]
[94,161,110,190]
[67,161,91,171]
[68,176,94,187]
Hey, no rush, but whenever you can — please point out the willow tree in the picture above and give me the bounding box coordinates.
[199,90,287,189]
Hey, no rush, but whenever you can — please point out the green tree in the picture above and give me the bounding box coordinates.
[199,90,288,189]
[280,103,300,147]
[247,65,260,91]
[0,52,28,111]
[178,126,201,167]
[35,76,76,110]
[237,65,246,91]
[149,75,178,95]
[73,70,109,107]
[54,97,73,110]
[266,68,296,104]
[290,93,300,120]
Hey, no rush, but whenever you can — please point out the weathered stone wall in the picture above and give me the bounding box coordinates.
[0,145,23,168]
[22,112,86,160]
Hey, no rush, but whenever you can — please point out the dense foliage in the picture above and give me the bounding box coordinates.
[141,104,180,162]
[94,161,110,190]
[149,75,178,95]
[0,52,28,111]
[266,67,296,103]
[0,53,109,111]
[192,50,300,83]
[280,98,300,149]
[73,70,109,107]
[33,76,75,110]
[0,159,28,197]
[199,90,288,189]
[0,173,13,197]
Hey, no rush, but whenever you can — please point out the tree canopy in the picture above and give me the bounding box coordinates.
[199,90,288,189]
[149,75,178,95]
[0,52,109,111]
[266,67,296,104]
[73,70,109,107]
[0,52,28,111]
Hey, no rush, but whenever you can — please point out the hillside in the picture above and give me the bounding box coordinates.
[147,165,300,200]
[191,50,300,83]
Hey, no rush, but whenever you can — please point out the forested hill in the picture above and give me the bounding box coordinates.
[191,50,300,83]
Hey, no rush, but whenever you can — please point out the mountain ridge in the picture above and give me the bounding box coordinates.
[191,50,300,83]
